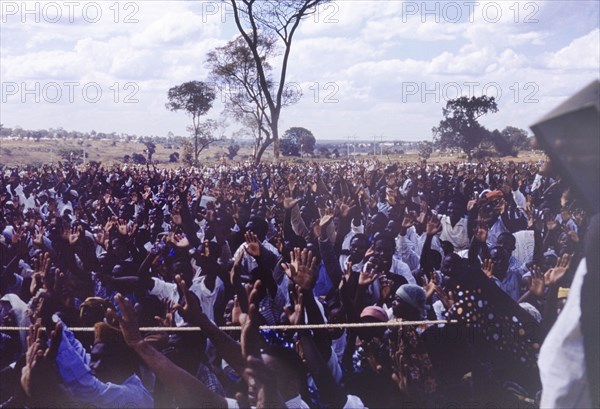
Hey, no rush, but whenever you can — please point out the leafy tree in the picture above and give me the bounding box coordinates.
[488,129,517,157]
[501,126,531,151]
[123,155,131,163]
[432,96,498,160]
[131,153,146,164]
[166,81,216,164]
[227,0,328,161]
[206,35,291,165]
[169,152,180,163]
[0,124,12,137]
[281,127,316,157]
[418,141,434,160]
[227,144,240,160]
[318,146,331,158]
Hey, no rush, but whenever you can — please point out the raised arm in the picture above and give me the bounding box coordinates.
[113,292,228,409]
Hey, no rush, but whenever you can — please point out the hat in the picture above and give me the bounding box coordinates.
[395,284,426,316]
[360,306,388,322]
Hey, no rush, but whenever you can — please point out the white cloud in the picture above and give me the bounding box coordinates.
[546,29,600,70]
[1,0,598,141]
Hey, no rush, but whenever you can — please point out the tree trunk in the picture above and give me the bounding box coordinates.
[255,139,273,165]
[193,124,199,165]
[272,124,280,162]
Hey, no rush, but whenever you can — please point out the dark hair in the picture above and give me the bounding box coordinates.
[373,231,395,250]
[246,216,269,240]
[262,344,306,386]
[497,232,516,251]
[350,233,369,246]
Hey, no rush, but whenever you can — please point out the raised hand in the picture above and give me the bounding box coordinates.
[239,276,281,400]
[231,295,243,325]
[240,280,264,359]
[482,258,495,279]
[30,252,51,295]
[288,174,297,193]
[426,215,442,236]
[474,222,489,243]
[111,294,143,347]
[363,244,376,261]
[528,265,545,297]
[338,196,356,218]
[434,286,454,309]
[172,233,190,249]
[21,322,63,399]
[11,226,24,245]
[244,231,261,258]
[104,219,115,234]
[359,260,380,286]
[342,260,353,282]
[68,226,81,245]
[174,274,204,324]
[284,285,304,326]
[281,247,318,290]
[421,274,437,300]
[467,199,477,212]
[545,253,572,285]
[230,248,245,285]
[117,219,128,236]
[320,207,335,228]
[401,215,415,230]
[386,188,398,206]
[379,276,394,302]
[32,227,46,247]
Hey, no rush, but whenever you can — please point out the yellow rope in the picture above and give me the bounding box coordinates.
[0,319,455,332]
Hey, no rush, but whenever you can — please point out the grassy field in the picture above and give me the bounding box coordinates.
[0,138,546,167]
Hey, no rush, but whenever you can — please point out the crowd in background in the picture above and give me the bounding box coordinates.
[0,157,594,408]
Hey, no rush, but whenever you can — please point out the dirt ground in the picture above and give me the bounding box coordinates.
[0,138,546,168]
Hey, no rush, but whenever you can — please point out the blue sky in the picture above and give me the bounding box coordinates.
[1,0,598,141]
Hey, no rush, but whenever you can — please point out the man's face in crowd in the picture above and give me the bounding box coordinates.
[349,236,369,263]
[496,234,516,253]
[447,199,464,220]
[369,214,386,235]
[111,238,129,260]
[441,254,460,278]
[373,238,394,272]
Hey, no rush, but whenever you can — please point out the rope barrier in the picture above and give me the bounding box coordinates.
[0,319,456,332]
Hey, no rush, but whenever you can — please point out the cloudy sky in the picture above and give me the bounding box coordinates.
[1,0,598,141]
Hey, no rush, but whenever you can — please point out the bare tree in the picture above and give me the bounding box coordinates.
[226,0,328,161]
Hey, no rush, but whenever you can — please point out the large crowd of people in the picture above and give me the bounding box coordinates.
[0,156,596,408]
